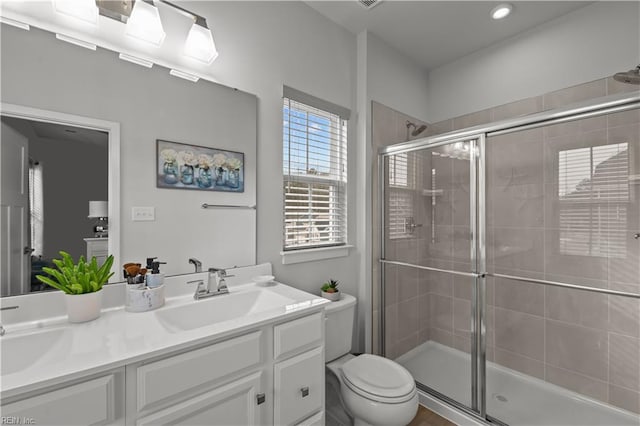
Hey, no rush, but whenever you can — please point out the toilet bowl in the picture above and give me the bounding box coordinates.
[325,294,419,426]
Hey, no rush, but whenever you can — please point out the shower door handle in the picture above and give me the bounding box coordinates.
[634,233,640,240]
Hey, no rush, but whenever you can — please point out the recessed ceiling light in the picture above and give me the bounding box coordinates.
[491,3,513,20]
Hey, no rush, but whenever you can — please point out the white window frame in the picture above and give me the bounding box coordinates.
[281,87,351,264]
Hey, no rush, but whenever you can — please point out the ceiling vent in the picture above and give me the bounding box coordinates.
[358,0,382,10]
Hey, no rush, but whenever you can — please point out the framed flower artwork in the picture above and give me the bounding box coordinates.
[156,140,244,193]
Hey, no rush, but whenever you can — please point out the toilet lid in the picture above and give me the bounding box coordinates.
[341,354,415,401]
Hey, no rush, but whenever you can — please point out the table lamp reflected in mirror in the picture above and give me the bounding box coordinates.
[88,200,108,238]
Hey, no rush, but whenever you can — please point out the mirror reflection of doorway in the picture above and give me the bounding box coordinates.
[0,117,108,296]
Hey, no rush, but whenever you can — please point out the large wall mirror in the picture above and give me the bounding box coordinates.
[0,106,120,296]
[1,22,257,298]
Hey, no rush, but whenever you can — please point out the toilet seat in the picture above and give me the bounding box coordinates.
[340,354,416,404]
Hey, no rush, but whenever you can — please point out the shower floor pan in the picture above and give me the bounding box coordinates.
[396,341,639,426]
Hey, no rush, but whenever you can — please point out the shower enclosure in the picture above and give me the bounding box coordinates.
[378,91,640,425]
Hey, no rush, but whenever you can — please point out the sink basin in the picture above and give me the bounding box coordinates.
[1,328,69,375]
[156,288,296,332]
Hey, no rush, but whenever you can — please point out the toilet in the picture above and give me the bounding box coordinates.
[325,293,419,426]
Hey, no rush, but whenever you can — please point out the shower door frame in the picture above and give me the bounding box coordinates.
[377,91,640,424]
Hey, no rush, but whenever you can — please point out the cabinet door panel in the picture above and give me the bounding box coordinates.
[136,372,264,426]
[2,372,120,426]
[274,313,322,361]
[274,347,324,426]
[137,331,262,411]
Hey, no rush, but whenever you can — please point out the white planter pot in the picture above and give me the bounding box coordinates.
[65,290,103,323]
[321,290,341,301]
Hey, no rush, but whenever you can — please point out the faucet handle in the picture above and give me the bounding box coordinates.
[208,268,234,278]
[188,279,207,299]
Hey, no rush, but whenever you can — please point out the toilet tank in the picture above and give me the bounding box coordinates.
[324,293,357,362]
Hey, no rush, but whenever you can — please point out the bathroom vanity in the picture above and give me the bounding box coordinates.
[0,264,328,425]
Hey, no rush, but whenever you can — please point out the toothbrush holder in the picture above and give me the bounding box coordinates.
[125,284,165,313]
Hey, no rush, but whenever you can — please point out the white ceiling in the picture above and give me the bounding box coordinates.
[2,116,108,147]
[304,1,592,71]
[31,121,108,146]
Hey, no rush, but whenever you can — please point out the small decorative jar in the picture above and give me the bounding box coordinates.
[197,166,212,188]
[215,167,225,186]
[163,160,179,184]
[226,168,240,188]
[180,164,194,185]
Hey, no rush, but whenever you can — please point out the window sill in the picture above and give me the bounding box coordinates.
[280,245,353,265]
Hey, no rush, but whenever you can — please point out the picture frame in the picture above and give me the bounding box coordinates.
[156,139,245,193]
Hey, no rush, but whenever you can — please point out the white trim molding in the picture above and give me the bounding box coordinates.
[280,245,353,265]
[0,102,121,283]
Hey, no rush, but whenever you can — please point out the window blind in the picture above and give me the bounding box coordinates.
[558,143,629,258]
[283,96,348,250]
[387,153,415,239]
[29,160,44,257]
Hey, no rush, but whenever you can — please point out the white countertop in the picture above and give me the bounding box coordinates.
[0,266,329,399]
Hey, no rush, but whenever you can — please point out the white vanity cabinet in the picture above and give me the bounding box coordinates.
[125,310,325,426]
[0,308,325,426]
[273,312,325,426]
[130,330,268,426]
[135,372,264,426]
[1,368,125,426]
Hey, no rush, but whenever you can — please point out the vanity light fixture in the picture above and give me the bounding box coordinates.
[95,0,219,64]
[119,53,154,68]
[491,3,513,20]
[0,16,30,31]
[52,0,99,25]
[125,0,166,46]
[151,0,218,63]
[169,69,199,82]
[183,16,219,64]
[55,33,97,50]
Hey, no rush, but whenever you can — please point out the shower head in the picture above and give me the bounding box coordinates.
[613,65,640,85]
[412,124,427,136]
[406,121,427,137]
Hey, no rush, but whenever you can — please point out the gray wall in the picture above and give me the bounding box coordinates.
[1,24,257,276]
[31,135,108,260]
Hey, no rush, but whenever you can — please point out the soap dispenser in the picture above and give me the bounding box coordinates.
[145,257,166,288]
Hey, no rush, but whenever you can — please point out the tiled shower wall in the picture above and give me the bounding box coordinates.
[374,78,640,414]
[371,101,430,357]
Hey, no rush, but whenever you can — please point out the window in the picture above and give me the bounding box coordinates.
[29,159,43,257]
[387,152,416,239]
[558,142,629,258]
[282,88,349,251]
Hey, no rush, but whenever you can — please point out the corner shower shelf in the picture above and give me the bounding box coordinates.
[422,189,444,197]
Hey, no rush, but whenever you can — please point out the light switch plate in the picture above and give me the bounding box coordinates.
[132,206,155,221]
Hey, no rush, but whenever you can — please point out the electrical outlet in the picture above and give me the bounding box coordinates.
[132,206,155,221]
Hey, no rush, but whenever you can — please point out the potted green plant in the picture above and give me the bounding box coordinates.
[321,279,340,301]
[36,251,114,323]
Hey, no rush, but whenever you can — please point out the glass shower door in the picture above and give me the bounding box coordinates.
[484,110,640,425]
[380,136,486,415]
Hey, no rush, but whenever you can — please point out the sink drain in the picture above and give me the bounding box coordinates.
[492,393,508,403]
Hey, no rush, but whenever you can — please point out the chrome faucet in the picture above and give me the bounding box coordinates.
[191,268,234,300]
[188,257,202,273]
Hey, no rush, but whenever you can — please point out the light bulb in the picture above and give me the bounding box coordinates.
[491,3,513,20]
[126,0,165,46]
[184,21,218,64]
[52,0,98,25]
